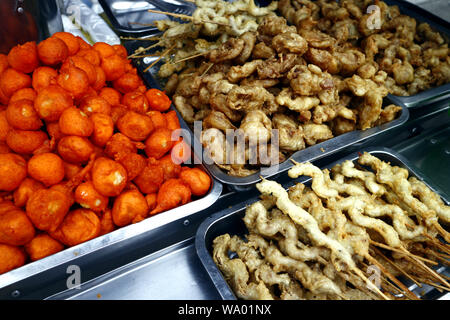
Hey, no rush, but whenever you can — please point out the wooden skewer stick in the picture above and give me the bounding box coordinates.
[128,41,163,59]
[352,267,390,300]
[423,233,450,255]
[143,43,176,72]
[417,278,450,292]
[147,9,230,26]
[433,221,450,243]
[173,51,209,64]
[403,251,450,290]
[371,246,422,288]
[369,240,438,265]
[365,254,420,300]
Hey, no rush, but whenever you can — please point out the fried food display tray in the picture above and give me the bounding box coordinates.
[383,0,450,108]
[195,147,449,300]
[0,159,222,293]
[126,43,411,187]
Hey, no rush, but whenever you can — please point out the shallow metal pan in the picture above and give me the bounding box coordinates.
[195,147,449,300]
[126,47,411,187]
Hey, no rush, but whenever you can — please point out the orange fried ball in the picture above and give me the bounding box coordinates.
[57,135,95,164]
[13,178,45,208]
[90,113,114,147]
[165,110,180,131]
[99,87,121,106]
[99,209,115,236]
[57,66,89,99]
[110,104,128,124]
[0,207,35,246]
[34,85,73,121]
[0,54,8,75]
[76,48,101,66]
[32,66,58,92]
[180,167,211,196]
[93,42,115,59]
[102,54,126,82]
[7,41,39,74]
[63,161,82,181]
[79,95,111,116]
[145,127,175,159]
[26,188,72,232]
[59,107,93,137]
[113,44,128,59]
[118,152,147,181]
[6,129,47,154]
[122,91,149,113]
[145,193,157,211]
[92,66,106,91]
[113,72,140,94]
[53,32,80,56]
[27,153,65,186]
[74,181,109,212]
[0,153,27,191]
[6,99,42,130]
[92,157,127,197]
[0,244,26,274]
[112,189,148,227]
[117,111,154,141]
[147,111,167,129]
[37,36,69,66]
[0,110,11,141]
[24,233,64,261]
[133,160,164,194]
[62,56,96,85]
[104,133,137,160]
[77,37,91,50]
[146,88,171,112]
[151,179,191,215]
[0,68,32,102]
[50,209,101,246]
[10,88,37,103]
[159,154,182,181]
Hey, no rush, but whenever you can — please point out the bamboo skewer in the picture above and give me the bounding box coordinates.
[173,51,209,64]
[369,240,438,265]
[365,254,419,300]
[352,267,390,300]
[143,44,176,72]
[423,233,450,255]
[371,246,423,288]
[403,253,450,290]
[147,9,230,26]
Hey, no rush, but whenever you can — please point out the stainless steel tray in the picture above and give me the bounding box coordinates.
[195,147,450,300]
[0,160,222,293]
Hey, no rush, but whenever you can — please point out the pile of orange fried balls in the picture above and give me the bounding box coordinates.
[0,32,211,274]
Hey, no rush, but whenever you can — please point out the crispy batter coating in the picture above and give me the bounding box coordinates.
[112,189,149,227]
[0,153,27,191]
[7,41,39,74]
[27,153,65,186]
[91,157,127,197]
[24,233,64,261]
[51,209,101,246]
[0,244,26,274]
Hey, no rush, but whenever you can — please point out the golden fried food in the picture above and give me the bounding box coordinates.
[145,127,175,159]
[134,159,164,194]
[104,133,137,161]
[57,65,89,99]
[99,87,121,107]
[53,32,80,56]
[74,181,109,213]
[0,244,26,274]
[121,91,149,114]
[118,152,147,181]
[34,85,73,122]
[0,153,27,190]
[50,209,101,246]
[90,113,114,147]
[0,206,35,246]
[91,157,127,197]
[57,135,94,164]
[62,56,96,86]
[101,54,126,82]
[6,99,42,130]
[112,189,149,227]
[0,68,32,102]
[24,233,64,261]
[37,36,69,66]
[32,67,58,92]
[99,209,115,236]
[7,41,39,74]
[13,178,45,208]
[0,110,11,141]
[113,71,141,94]
[79,95,111,116]
[59,107,93,137]
[26,188,72,232]
[150,179,191,215]
[10,88,37,103]
[180,167,211,196]
[117,111,154,141]
[27,153,65,186]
